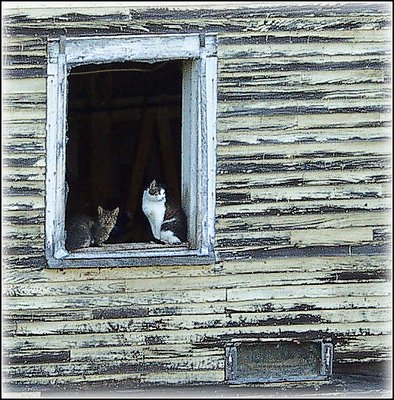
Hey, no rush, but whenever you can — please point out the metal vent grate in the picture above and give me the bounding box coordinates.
[225,338,333,384]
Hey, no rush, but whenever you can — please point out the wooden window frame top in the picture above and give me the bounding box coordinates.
[45,33,217,268]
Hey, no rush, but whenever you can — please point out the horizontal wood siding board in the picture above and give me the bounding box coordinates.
[218,244,390,261]
[69,344,224,363]
[4,54,47,67]
[217,157,390,175]
[216,215,389,238]
[4,298,391,350]
[218,87,391,103]
[218,80,391,98]
[217,139,391,158]
[218,48,390,63]
[4,157,45,169]
[3,67,46,79]
[5,350,71,365]
[4,196,44,211]
[218,104,390,118]
[6,307,390,338]
[189,322,391,350]
[4,279,391,313]
[2,78,46,95]
[5,321,391,356]
[2,254,386,281]
[3,370,224,391]
[218,69,389,88]
[5,264,389,298]
[217,133,391,147]
[2,1,391,18]
[2,260,46,276]
[4,17,390,40]
[216,171,391,189]
[334,335,392,363]
[3,30,388,58]
[5,337,391,370]
[218,103,391,120]
[216,198,390,218]
[218,186,390,205]
[3,171,45,182]
[54,294,392,320]
[3,309,94,323]
[218,31,390,45]
[3,185,45,197]
[216,224,380,240]
[216,232,381,249]
[4,8,390,23]
[5,356,224,379]
[125,3,391,19]
[5,43,390,66]
[4,289,227,311]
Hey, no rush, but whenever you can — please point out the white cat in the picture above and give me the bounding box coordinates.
[142,180,187,245]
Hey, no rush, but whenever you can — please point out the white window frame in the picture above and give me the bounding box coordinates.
[45,33,217,268]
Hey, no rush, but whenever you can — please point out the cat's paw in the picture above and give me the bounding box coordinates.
[168,237,182,245]
[160,230,182,245]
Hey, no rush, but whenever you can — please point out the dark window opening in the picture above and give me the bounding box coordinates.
[66,60,183,246]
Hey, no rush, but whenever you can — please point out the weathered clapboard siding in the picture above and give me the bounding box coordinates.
[2,1,391,393]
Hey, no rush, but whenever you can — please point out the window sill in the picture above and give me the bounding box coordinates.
[47,243,216,268]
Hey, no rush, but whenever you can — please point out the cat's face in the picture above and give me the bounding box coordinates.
[147,180,166,201]
[97,206,119,228]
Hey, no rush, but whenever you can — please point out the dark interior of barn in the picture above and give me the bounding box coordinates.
[65,60,183,243]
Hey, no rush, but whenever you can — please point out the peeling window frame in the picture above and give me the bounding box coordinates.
[45,33,217,268]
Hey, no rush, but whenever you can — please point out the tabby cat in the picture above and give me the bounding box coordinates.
[142,180,187,245]
[65,205,119,251]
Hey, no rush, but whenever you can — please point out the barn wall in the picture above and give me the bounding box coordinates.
[2,2,392,391]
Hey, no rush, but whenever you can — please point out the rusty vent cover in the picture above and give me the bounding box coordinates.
[225,339,333,383]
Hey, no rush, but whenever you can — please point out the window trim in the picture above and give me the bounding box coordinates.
[45,33,217,268]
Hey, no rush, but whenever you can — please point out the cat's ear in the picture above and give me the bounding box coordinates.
[113,207,120,216]
[97,205,104,216]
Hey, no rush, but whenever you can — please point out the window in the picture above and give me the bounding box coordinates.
[46,34,217,267]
